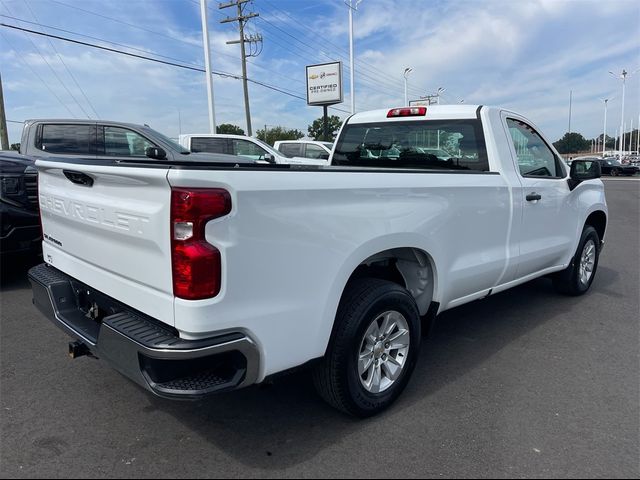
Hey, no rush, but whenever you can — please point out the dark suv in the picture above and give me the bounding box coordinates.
[0,151,41,256]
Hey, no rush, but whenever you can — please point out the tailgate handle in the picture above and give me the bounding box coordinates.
[63,170,94,187]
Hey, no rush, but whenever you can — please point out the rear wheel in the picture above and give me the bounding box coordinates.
[553,225,600,295]
[313,278,421,417]
[611,168,620,176]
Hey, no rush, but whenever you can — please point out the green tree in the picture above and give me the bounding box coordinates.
[216,123,244,135]
[594,134,615,150]
[553,132,591,154]
[255,126,304,146]
[308,115,343,141]
[10,143,20,151]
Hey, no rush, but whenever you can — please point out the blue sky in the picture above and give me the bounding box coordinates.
[1,0,639,146]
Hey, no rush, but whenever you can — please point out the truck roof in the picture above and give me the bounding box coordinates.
[24,119,151,130]
[348,105,484,123]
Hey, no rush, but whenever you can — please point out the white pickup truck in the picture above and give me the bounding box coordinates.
[29,105,607,417]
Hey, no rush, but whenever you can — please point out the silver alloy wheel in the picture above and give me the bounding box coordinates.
[357,310,410,394]
[579,239,596,286]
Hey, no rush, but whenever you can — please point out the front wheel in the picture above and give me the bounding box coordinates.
[313,278,421,417]
[553,225,600,295]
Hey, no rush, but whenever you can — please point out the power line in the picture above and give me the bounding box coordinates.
[49,0,193,46]
[0,30,77,117]
[256,0,451,99]
[206,0,420,102]
[0,13,233,68]
[36,0,385,110]
[22,0,100,118]
[0,23,351,116]
[2,3,89,118]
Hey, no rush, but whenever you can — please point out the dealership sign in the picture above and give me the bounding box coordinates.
[306,62,343,106]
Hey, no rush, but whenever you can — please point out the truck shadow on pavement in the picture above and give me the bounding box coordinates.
[0,254,40,293]
[145,274,613,470]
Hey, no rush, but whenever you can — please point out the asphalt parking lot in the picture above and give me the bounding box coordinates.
[1,178,638,479]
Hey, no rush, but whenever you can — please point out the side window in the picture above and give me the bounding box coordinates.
[232,139,267,159]
[305,144,329,160]
[190,137,230,154]
[40,124,94,155]
[103,127,156,157]
[279,143,302,157]
[506,118,561,178]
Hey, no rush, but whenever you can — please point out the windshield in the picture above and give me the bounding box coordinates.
[333,119,489,171]
[143,127,190,154]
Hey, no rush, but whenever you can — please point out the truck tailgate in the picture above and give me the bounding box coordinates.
[37,160,175,326]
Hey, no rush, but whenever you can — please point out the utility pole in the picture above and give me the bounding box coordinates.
[200,0,217,134]
[220,0,262,137]
[0,73,9,150]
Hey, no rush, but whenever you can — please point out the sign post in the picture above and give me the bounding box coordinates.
[306,62,343,141]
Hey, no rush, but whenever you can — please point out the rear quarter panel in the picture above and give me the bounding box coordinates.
[168,168,511,380]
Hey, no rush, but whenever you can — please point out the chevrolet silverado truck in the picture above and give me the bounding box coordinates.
[28,105,607,417]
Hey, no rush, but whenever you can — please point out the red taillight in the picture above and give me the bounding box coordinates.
[171,188,231,300]
[387,107,427,118]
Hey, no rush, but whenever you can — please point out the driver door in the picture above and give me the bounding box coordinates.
[504,116,578,278]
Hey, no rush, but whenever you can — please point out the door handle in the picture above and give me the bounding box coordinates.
[526,193,542,202]
[63,170,94,187]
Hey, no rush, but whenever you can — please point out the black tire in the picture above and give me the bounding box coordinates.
[611,168,620,176]
[313,278,421,417]
[553,225,600,296]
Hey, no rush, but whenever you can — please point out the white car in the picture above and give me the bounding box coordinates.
[178,134,326,166]
[29,105,607,417]
[273,140,333,162]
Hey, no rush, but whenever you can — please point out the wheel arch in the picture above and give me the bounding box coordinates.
[315,235,441,359]
[585,210,607,244]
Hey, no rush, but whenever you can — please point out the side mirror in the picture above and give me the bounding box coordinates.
[146,146,167,160]
[263,153,276,164]
[568,160,601,190]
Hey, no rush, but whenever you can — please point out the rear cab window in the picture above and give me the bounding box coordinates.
[38,124,95,155]
[279,143,303,158]
[190,137,231,154]
[332,119,489,171]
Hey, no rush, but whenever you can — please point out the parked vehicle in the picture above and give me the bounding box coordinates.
[20,119,250,164]
[273,140,332,161]
[28,105,607,417]
[179,134,327,165]
[595,158,638,176]
[0,151,41,256]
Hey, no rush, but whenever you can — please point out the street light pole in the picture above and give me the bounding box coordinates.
[347,0,363,114]
[403,67,412,106]
[610,69,629,159]
[568,90,572,134]
[602,98,609,157]
[436,87,445,104]
[200,0,217,134]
